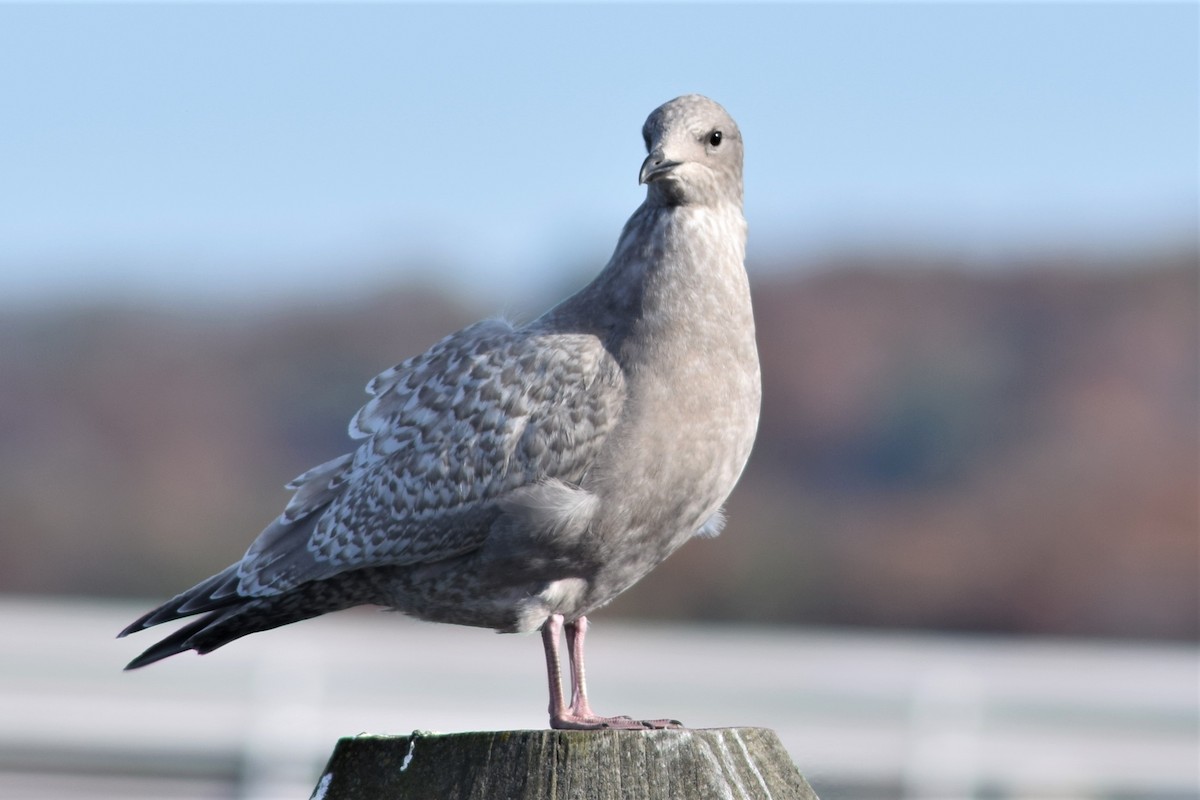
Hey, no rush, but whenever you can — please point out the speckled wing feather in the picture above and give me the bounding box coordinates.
[235,318,624,597]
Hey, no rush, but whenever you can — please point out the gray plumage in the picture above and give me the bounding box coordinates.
[121,95,760,729]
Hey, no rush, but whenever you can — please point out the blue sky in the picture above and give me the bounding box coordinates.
[0,2,1195,308]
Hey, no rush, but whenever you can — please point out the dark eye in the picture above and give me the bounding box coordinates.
[708,130,722,147]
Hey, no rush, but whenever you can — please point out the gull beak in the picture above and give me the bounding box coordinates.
[639,147,681,185]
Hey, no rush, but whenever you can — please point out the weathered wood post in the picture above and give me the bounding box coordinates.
[310,727,818,799]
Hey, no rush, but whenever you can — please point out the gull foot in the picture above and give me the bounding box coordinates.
[551,713,643,730]
[550,714,684,730]
[638,718,684,729]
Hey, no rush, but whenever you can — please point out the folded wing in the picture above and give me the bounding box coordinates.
[235,318,625,597]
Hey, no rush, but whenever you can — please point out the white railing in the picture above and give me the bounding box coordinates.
[1,596,1196,800]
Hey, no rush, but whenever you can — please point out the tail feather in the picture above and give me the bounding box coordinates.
[121,566,386,670]
[118,563,242,638]
[123,608,239,670]
[177,565,243,614]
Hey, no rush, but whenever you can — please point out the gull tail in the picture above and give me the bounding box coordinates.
[122,608,240,670]
[119,563,244,639]
[119,566,378,670]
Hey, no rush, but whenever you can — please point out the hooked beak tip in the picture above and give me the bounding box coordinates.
[639,149,680,185]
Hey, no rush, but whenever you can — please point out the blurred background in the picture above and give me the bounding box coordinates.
[1,3,1196,799]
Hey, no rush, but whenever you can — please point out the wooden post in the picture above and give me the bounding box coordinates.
[310,727,818,799]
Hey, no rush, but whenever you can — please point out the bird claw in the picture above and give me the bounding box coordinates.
[639,718,684,730]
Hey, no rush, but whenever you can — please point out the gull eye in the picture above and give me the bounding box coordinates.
[708,130,722,147]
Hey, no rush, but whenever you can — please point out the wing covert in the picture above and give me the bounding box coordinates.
[237,319,624,596]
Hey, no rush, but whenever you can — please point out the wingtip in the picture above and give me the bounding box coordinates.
[117,619,144,639]
[122,632,196,671]
[123,650,168,671]
[118,608,158,639]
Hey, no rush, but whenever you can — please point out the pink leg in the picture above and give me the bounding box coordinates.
[541,614,682,730]
[563,615,612,720]
[542,614,570,723]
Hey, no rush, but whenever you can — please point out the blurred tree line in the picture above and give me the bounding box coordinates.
[1,248,1195,640]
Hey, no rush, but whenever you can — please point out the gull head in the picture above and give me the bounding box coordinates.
[639,94,743,209]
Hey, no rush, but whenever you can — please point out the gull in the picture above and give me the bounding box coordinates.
[121,94,760,730]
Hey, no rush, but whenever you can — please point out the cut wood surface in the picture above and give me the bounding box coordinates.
[312,727,818,800]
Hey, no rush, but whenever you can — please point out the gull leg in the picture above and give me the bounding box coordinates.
[542,614,570,725]
[568,616,682,729]
[542,614,683,730]
[564,616,619,721]
[544,613,626,729]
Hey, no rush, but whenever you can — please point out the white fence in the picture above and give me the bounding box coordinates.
[1,596,1196,800]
